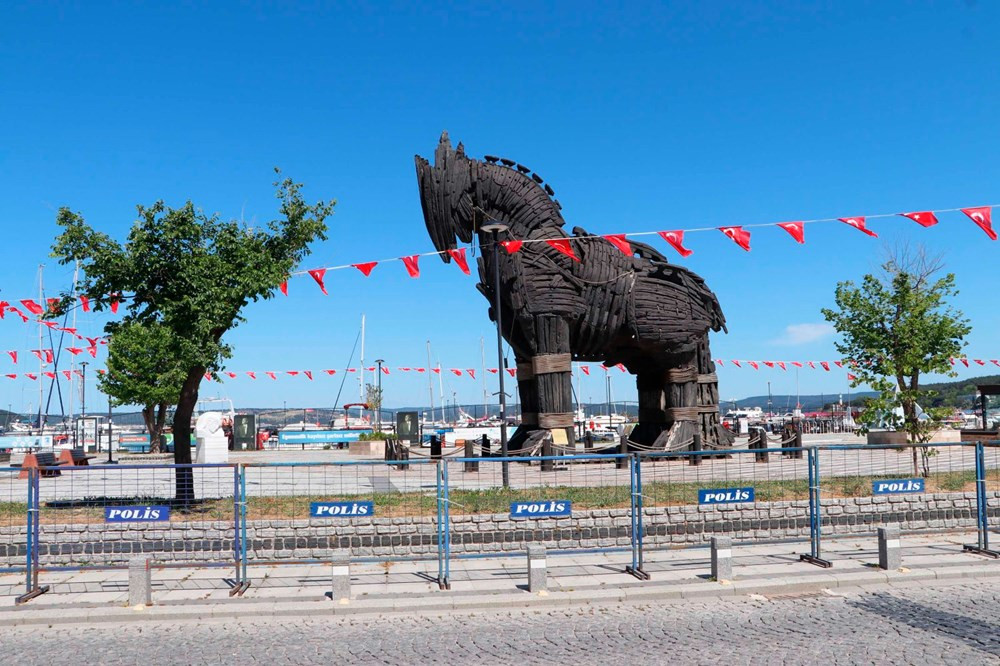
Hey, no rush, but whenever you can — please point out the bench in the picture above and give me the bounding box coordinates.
[16,451,66,479]
[0,452,10,465]
[58,448,97,467]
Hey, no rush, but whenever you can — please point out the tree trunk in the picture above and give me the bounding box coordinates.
[151,402,167,454]
[173,366,204,503]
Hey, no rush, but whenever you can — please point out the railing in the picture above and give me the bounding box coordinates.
[4,440,997,603]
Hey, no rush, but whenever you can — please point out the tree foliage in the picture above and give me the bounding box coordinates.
[51,175,334,498]
[821,249,970,474]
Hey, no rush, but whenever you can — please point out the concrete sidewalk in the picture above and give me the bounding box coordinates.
[1,530,997,626]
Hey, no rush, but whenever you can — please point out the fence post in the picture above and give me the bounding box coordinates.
[626,453,649,580]
[15,468,49,604]
[541,435,554,472]
[963,441,999,558]
[800,446,831,568]
[465,439,478,472]
[230,464,250,596]
[436,460,451,590]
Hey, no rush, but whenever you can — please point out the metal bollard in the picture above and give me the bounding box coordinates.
[584,431,593,451]
[481,433,491,458]
[330,550,351,602]
[430,435,442,461]
[877,525,901,570]
[527,545,547,593]
[711,536,733,582]
[616,435,628,469]
[689,433,702,466]
[128,557,152,607]
[465,438,479,472]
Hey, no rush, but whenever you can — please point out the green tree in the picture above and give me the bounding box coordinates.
[51,175,334,500]
[100,321,187,453]
[821,247,971,475]
[365,382,383,429]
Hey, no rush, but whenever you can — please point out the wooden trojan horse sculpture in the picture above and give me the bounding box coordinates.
[416,133,734,452]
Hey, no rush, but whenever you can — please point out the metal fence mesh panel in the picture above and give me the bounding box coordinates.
[35,464,237,570]
[444,454,633,555]
[985,443,1000,538]
[0,467,27,573]
[241,460,441,564]
[639,448,811,547]
[816,443,979,537]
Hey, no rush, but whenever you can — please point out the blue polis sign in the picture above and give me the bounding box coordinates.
[310,501,374,518]
[872,479,925,495]
[105,506,170,522]
[510,500,572,518]
[698,487,755,505]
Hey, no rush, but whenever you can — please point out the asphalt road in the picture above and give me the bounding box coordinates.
[4,582,999,665]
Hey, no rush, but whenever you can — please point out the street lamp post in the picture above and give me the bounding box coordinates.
[481,223,510,488]
[375,359,384,433]
[606,374,612,430]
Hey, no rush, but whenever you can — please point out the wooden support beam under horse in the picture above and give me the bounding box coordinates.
[415,132,735,454]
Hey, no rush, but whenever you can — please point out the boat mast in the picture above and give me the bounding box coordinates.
[68,262,79,426]
[359,314,365,405]
[425,340,435,422]
[480,335,487,419]
[437,358,445,423]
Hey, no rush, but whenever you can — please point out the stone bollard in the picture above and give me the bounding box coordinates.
[877,525,901,570]
[128,556,152,607]
[711,536,733,582]
[527,545,547,593]
[330,550,351,603]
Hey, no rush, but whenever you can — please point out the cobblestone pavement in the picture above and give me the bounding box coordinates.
[5,583,999,665]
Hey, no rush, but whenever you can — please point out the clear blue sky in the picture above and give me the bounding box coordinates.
[1,2,998,416]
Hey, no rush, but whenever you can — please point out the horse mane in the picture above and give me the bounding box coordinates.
[473,157,568,239]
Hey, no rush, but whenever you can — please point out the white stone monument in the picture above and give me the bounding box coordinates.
[194,412,229,463]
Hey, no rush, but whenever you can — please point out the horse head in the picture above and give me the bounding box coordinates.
[414,131,476,262]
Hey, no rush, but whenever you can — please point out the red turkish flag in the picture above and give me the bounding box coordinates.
[501,240,523,254]
[399,367,411,372]
[763,361,775,368]
[4,374,14,379]
[286,371,300,377]
[974,359,985,366]
[247,372,257,380]
[308,268,328,295]
[506,368,516,377]
[265,371,277,380]
[25,373,37,380]
[847,373,857,381]
[447,248,471,275]
[20,299,44,315]
[60,327,77,334]
[820,361,830,371]
[960,358,970,367]
[748,361,759,370]
[732,360,742,368]
[87,346,97,358]
[961,207,996,240]
[791,362,803,368]
[47,298,60,313]
[615,363,626,372]
[777,361,786,371]
[31,350,44,362]
[110,293,120,313]
[487,368,497,374]
[304,371,313,380]
[204,373,213,381]
[41,321,58,330]
[992,360,1000,367]
[43,349,53,364]
[450,368,462,376]
[415,368,425,373]
[466,369,476,379]
[79,295,90,311]
[950,358,955,365]
[545,238,580,262]
[62,370,72,380]
[0,302,5,319]
[43,371,55,379]
[718,226,751,251]
[603,234,632,255]
[581,366,590,375]
[279,281,288,296]
[11,308,28,322]
[900,211,939,227]
[402,255,420,278]
[658,230,693,257]
[353,262,378,277]
[431,368,440,374]
[226,372,237,379]
[6,351,15,364]
[715,359,724,366]
[777,221,805,244]
[834,361,843,368]
[839,217,878,238]
[324,369,336,375]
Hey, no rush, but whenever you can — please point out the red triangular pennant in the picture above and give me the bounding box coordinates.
[777,361,786,371]
[20,299,44,316]
[820,361,830,371]
[226,372,237,379]
[43,372,55,379]
[266,371,277,380]
[25,373,37,380]
[839,216,878,238]
[718,226,751,251]
[279,281,288,296]
[31,350,43,362]
[732,360,741,368]
[79,295,90,312]
[87,346,97,358]
[286,371,300,377]
[808,361,816,369]
[791,361,803,368]
[4,374,15,379]
[961,207,996,240]
[466,369,475,378]
[487,368,497,374]
[247,372,257,380]
[777,221,805,244]
[65,347,82,356]
[110,293,120,313]
[324,369,336,375]
[402,255,421,278]
[44,349,53,364]
[62,370,72,380]
[974,359,985,366]
[352,262,378,277]
[847,372,857,381]
[580,366,590,375]
[715,359,724,366]
[450,368,462,376]
[0,302,6,319]
[603,234,632,255]
[447,248,471,275]
[900,211,939,228]
[960,358,970,367]
[748,361,759,370]
[506,368,516,377]
[657,230,693,257]
[381,366,390,375]
[500,240,523,254]
[763,361,775,368]
[6,351,16,364]
[545,238,580,262]
[834,361,843,368]
[304,370,313,380]
[308,268,328,295]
